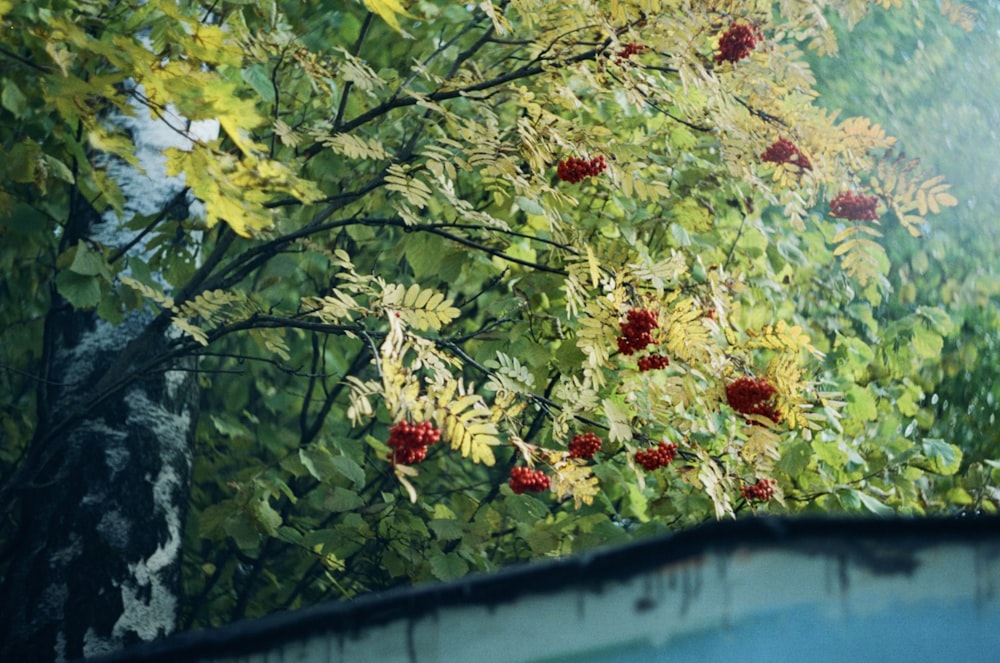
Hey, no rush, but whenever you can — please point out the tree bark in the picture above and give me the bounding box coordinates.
[0,97,214,662]
[0,311,196,662]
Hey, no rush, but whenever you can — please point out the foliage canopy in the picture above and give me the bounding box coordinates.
[1,0,996,633]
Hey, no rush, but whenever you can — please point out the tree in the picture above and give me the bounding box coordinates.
[0,0,988,660]
[807,0,1000,486]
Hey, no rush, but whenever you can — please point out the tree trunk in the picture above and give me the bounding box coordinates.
[0,310,196,662]
[0,96,214,662]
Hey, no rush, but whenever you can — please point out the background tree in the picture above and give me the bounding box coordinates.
[808,0,1000,500]
[0,0,992,660]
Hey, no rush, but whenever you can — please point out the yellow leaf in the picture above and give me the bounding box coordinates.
[219,115,264,156]
[831,226,859,245]
[274,119,300,147]
[934,192,958,208]
[832,238,858,257]
[88,129,140,167]
[549,456,600,509]
[395,467,419,503]
[361,0,414,35]
[941,0,978,31]
[741,427,781,466]
[602,398,632,443]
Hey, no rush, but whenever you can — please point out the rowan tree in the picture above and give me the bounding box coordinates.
[0,0,992,660]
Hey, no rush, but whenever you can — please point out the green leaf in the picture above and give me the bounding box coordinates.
[241,64,276,103]
[1,202,45,235]
[670,222,692,246]
[8,141,41,183]
[67,241,110,278]
[515,196,546,215]
[911,324,943,360]
[286,448,340,485]
[297,448,324,480]
[250,497,282,536]
[854,490,894,515]
[225,517,262,551]
[43,154,74,184]
[276,525,303,544]
[505,493,549,522]
[945,487,974,506]
[835,335,874,381]
[323,487,363,512]
[428,518,464,542]
[197,500,236,539]
[811,439,848,469]
[55,271,102,309]
[523,526,560,555]
[896,382,922,417]
[331,455,366,489]
[211,414,251,439]
[97,290,126,325]
[429,552,469,581]
[845,384,878,421]
[777,439,812,477]
[2,78,27,117]
[914,438,963,475]
[916,306,955,336]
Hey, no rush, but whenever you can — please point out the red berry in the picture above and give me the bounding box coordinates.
[829,191,880,221]
[615,42,646,63]
[716,22,761,64]
[725,377,781,424]
[635,441,679,471]
[637,354,670,372]
[387,420,441,466]
[741,478,777,502]
[509,466,551,494]
[392,444,427,465]
[761,137,812,171]
[557,155,607,184]
[617,308,658,355]
[569,432,602,459]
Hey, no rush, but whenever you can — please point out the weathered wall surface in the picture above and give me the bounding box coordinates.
[85,518,1000,663]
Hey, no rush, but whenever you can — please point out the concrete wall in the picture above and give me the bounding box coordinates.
[86,518,1000,663]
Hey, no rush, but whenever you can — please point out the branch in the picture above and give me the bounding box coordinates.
[202,174,387,293]
[416,224,568,276]
[734,95,788,128]
[305,39,608,158]
[332,12,376,131]
[723,198,752,270]
[0,45,53,74]
[107,187,191,264]
[299,346,371,446]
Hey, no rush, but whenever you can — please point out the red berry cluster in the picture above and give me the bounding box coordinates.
[740,478,777,502]
[637,354,670,372]
[509,466,551,494]
[829,191,880,221]
[635,441,679,471]
[617,308,658,355]
[715,22,761,64]
[616,42,647,63]
[557,155,607,184]
[726,377,781,423]
[387,420,441,466]
[761,137,812,171]
[569,432,602,459]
